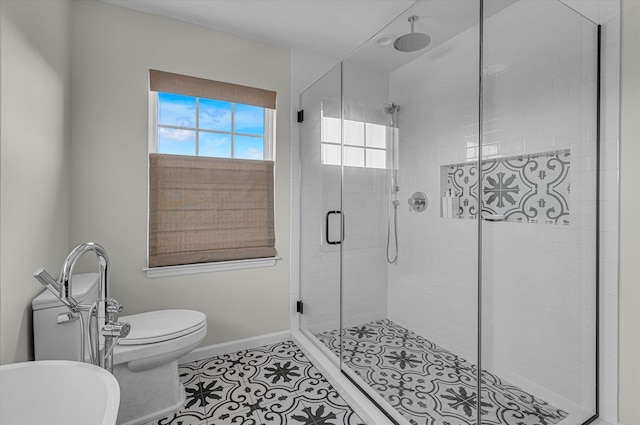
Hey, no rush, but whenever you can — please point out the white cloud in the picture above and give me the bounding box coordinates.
[200,107,231,129]
[242,147,263,160]
[158,127,194,142]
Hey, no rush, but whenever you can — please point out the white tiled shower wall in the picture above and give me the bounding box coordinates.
[387,21,481,366]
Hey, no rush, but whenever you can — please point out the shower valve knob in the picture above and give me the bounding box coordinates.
[408,192,427,212]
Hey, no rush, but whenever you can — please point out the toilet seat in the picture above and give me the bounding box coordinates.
[118,310,206,345]
[112,309,207,369]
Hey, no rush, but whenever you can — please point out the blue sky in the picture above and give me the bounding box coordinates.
[157,93,264,159]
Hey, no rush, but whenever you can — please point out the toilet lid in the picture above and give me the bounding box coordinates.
[117,310,206,345]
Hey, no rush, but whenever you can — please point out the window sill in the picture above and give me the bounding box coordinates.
[144,257,280,278]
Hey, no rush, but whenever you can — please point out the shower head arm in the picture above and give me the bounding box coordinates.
[409,15,417,33]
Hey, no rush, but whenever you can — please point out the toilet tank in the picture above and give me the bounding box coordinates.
[32,273,100,361]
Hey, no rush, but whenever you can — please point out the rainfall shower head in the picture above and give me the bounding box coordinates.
[394,16,430,53]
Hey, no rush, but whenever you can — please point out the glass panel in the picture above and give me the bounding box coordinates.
[157,128,196,155]
[199,98,232,132]
[322,117,341,143]
[158,93,196,128]
[338,1,480,424]
[343,119,364,146]
[366,123,386,148]
[321,143,341,166]
[481,1,598,424]
[365,149,386,169]
[234,103,265,135]
[343,146,364,167]
[298,64,343,350]
[199,131,231,158]
[234,135,264,160]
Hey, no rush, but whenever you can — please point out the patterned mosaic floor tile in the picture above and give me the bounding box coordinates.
[149,341,365,425]
[296,398,366,425]
[145,410,208,425]
[144,366,209,425]
[179,361,203,386]
[251,391,316,425]
[199,353,254,384]
[317,320,569,425]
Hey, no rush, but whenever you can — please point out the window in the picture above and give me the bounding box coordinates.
[147,70,277,271]
[154,93,274,160]
[320,115,388,169]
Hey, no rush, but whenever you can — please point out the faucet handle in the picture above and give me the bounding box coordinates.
[103,321,131,338]
[106,298,124,323]
[106,298,124,313]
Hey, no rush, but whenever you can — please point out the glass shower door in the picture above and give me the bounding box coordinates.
[299,64,343,353]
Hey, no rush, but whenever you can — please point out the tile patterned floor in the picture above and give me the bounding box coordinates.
[316,320,569,425]
[144,340,365,425]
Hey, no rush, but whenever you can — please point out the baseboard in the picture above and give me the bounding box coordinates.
[592,419,616,425]
[178,330,292,364]
[590,419,616,425]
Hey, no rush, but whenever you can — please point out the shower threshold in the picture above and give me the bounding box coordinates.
[315,320,573,425]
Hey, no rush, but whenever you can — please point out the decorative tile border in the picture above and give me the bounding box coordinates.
[316,320,569,425]
[444,150,570,225]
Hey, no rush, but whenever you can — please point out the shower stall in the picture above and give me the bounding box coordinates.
[297,1,599,425]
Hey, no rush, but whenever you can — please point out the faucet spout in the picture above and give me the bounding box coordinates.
[59,242,110,306]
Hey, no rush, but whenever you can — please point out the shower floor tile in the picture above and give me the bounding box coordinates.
[143,340,365,425]
[316,320,569,425]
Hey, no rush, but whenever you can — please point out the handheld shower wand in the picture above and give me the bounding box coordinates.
[385,103,400,264]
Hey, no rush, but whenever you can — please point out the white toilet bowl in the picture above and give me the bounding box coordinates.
[112,310,207,425]
[32,274,207,425]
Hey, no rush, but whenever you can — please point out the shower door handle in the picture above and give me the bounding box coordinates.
[325,210,343,245]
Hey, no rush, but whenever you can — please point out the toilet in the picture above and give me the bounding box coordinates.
[33,273,207,425]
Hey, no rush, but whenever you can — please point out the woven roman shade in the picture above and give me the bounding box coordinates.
[149,69,276,109]
[149,154,276,267]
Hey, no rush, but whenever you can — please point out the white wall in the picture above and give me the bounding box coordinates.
[69,0,292,347]
[619,1,640,423]
[0,0,72,364]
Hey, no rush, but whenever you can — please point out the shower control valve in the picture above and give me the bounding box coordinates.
[408,192,427,212]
